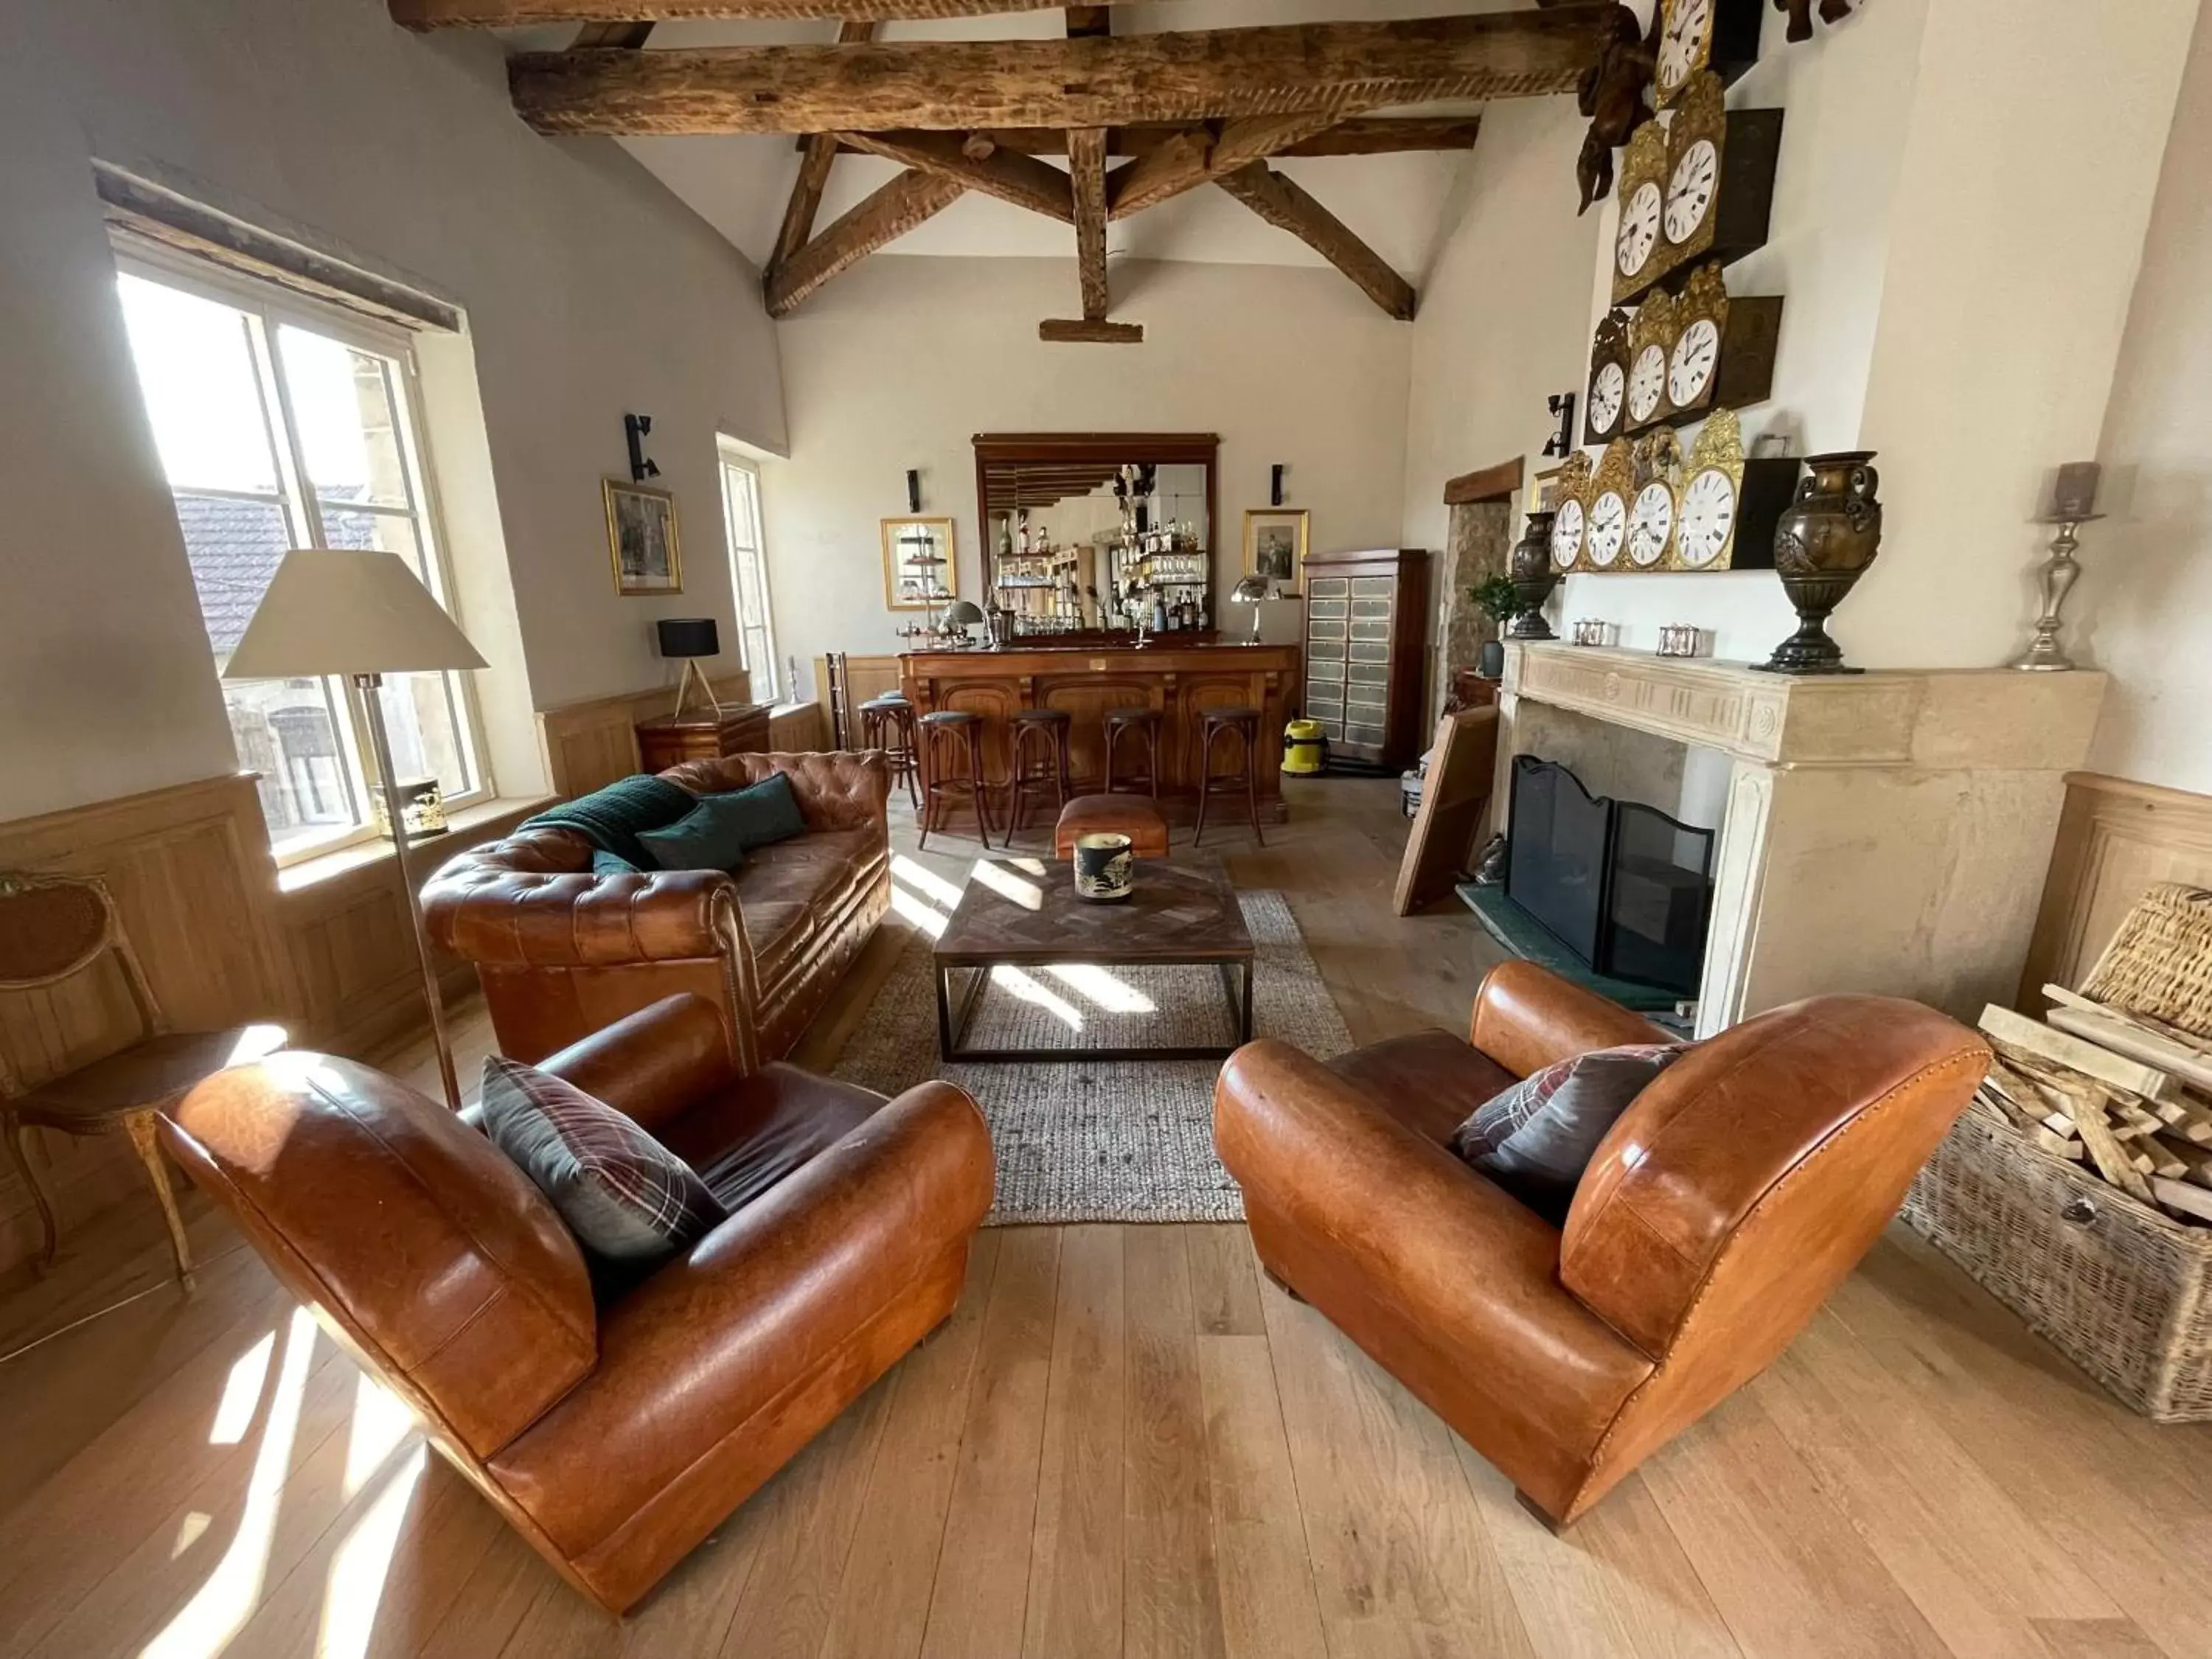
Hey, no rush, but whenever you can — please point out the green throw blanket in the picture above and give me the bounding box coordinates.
[521,774,695,869]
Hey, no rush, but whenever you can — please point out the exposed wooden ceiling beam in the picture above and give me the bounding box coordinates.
[764,166,964,316]
[395,0,1161,27]
[1214,161,1415,321]
[840,129,1072,221]
[509,10,1613,136]
[1068,127,1110,319]
[1108,111,1351,219]
[1062,4,1113,38]
[763,19,872,288]
[819,116,1485,159]
[572,21,655,44]
[1040,319,1144,344]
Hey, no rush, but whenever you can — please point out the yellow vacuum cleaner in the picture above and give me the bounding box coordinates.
[1282,718,1326,776]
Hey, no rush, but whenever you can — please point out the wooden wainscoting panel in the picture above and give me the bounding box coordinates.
[773,703,830,751]
[0,775,287,1277]
[2019,772,2212,1006]
[536,671,753,799]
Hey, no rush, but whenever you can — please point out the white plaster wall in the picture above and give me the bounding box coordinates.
[2083,0,2212,796]
[762,255,1413,686]
[0,0,785,822]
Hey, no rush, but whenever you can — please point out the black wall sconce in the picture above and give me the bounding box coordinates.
[1270,464,1287,507]
[1543,393,1576,459]
[906,469,922,513]
[625,414,660,483]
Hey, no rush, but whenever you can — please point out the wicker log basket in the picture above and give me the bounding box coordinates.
[1902,882,2212,1423]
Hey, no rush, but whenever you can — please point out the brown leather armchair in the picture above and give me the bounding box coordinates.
[159,992,993,1615]
[423,752,892,1071]
[1213,960,1988,1528]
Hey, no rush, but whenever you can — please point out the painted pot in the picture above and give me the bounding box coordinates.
[1761,451,1882,675]
[1073,832,1135,902]
[1506,510,1560,641]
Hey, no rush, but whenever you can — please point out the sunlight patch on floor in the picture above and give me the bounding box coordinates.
[989,966,1082,1031]
[344,1371,415,1499]
[207,1329,276,1445]
[891,882,949,939]
[890,855,963,909]
[1043,963,1156,1015]
[317,1444,428,1659]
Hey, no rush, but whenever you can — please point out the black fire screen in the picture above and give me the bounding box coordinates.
[1504,756,1716,997]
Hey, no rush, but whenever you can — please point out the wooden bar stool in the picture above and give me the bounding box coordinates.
[918,710,995,851]
[1006,708,1074,841]
[1102,707,1164,799]
[860,693,921,810]
[1193,706,1266,848]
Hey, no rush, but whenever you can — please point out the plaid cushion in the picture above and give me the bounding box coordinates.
[479,1056,726,1267]
[1449,1043,1686,1224]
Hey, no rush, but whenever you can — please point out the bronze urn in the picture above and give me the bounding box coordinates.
[1506,509,1559,641]
[1760,451,1882,675]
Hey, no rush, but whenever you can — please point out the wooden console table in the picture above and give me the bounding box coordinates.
[636,703,771,773]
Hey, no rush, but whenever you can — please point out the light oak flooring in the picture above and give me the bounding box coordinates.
[2,777,2210,1658]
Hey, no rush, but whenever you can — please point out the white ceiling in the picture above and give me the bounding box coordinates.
[501,1,1522,277]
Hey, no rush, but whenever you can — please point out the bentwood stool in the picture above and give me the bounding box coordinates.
[1006,708,1074,841]
[860,693,921,809]
[918,710,995,851]
[1102,708,1164,799]
[1193,706,1266,848]
[0,870,286,1290]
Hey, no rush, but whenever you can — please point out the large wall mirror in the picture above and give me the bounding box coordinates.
[973,432,1218,641]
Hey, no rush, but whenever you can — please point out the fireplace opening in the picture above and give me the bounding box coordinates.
[1503,755,1715,998]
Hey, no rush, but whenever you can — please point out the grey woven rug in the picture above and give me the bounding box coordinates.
[832,890,1354,1225]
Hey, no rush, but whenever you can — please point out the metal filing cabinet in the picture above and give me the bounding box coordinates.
[1298,548,1430,770]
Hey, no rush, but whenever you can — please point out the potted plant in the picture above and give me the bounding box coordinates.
[1470,574,1519,678]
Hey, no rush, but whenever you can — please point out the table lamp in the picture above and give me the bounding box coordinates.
[940,597,990,647]
[1231,574,1271,642]
[226,549,487,1110]
[656,617,723,719]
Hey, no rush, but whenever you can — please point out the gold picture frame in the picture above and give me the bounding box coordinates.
[882,516,958,611]
[1243,509,1310,581]
[604,480,683,596]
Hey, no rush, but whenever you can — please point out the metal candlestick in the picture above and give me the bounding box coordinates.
[2011,515,2104,672]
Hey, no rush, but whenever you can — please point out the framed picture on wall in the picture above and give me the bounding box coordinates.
[882,516,958,610]
[604,480,684,595]
[1243,509,1309,582]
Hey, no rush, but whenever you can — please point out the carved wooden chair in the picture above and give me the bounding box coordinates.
[0,871,285,1289]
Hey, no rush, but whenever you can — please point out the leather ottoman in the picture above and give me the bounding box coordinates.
[1054,793,1171,859]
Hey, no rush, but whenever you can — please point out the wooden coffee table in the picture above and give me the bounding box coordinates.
[934,858,1255,1062]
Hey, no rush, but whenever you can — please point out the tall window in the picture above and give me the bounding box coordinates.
[719,447,779,703]
[116,255,486,860]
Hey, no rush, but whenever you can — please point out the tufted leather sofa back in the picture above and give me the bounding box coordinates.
[661,751,891,832]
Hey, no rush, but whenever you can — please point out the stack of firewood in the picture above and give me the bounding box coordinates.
[1969,986,2212,1226]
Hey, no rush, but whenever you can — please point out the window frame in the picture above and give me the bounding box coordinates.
[717,444,780,705]
[114,238,493,867]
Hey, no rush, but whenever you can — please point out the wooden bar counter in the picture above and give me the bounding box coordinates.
[900,640,1301,822]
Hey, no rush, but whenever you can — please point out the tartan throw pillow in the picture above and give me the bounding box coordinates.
[1449,1043,1686,1224]
[479,1056,726,1267]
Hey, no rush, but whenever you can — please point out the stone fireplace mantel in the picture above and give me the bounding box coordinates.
[1495,643,2108,1037]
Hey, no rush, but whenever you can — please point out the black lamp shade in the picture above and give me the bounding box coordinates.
[656,618,719,659]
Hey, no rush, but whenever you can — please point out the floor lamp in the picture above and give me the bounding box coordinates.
[226,549,487,1110]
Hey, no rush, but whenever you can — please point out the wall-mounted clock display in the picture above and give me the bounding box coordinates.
[1549,451,1594,572]
[1665,408,1801,572]
[1653,0,1763,109]
[1627,429,1682,570]
[1610,122,1673,305]
[1584,309,1631,445]
[1626,291,1677,432]
[1662,72,1784,275]
[1585,442,1633,570]
[1661,262,1783,426]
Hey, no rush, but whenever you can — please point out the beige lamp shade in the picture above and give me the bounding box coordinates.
[224,549,487,679]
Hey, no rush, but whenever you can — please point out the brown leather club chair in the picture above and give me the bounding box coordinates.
[159,992,994,1615]
[1213,960,1989,1529]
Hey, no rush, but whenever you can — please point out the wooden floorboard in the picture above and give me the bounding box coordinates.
[4,779,2211,1658]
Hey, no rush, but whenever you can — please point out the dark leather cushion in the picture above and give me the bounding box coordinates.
[1450,1044,1686,1223]
[658,1062,888,1212]
[1325,1029,1518,1147]
[479,1056,727,1265]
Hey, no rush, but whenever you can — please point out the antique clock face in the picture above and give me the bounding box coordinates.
[1627,481,1676,568]
[1655,0,1714,102]
[1674,467,1739,568]
[1586,490,1627,568]
[1627,344,1668,427]
[1617,182,1663,282]
[1665,138,1719,246]
[1669,317,1722,409]
[1588,360,1626,439]
[1550,496,1586,571]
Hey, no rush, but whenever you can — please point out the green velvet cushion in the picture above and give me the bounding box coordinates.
[521,773,694,869]
[716,772,810,850]
[591,849,641,877]
[636,795,754,873]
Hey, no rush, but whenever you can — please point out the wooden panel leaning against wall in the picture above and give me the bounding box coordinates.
[2018,772,2212,1007]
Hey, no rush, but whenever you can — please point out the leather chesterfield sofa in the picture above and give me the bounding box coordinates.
[424,753,892,1071]
[1214,961,1988,1528]
[159,992,994,1615]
